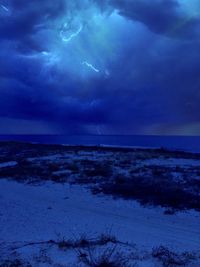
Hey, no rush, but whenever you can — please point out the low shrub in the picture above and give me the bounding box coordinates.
[66,162,79,172]
[0,259,32,267]
[152,246,196,267]
[57,238,73,249]
[98,176,200,210]
[48,163,60,172]
[78,246,133,267]
[83,163,113,178]
[164,209,176,215]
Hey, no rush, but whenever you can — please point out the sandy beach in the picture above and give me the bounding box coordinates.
[0,142,200,266]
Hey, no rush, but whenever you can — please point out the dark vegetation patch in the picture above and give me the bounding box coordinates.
[11,233,118,252]
[81,163,113,178]
[0,259,32,267]
[64,162,80,173]
[57,233,117,251]
[3,233,135,266]
[0,141,200,211]
[47,163,60,172]
[95,174,200,211]
[0,164,47,182]
[1,141,200,160]
[4,233,200,267]
[152,246,199,267]
[78,246,133,267]
[164,209,176,215]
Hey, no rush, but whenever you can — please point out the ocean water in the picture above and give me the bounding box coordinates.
[0,135,200,153]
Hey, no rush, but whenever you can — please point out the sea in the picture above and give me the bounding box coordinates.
[0,135,200,153]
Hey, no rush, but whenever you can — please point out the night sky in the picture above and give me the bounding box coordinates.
[0,0,200,135]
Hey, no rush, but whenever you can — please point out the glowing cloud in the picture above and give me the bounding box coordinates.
[1,0,200,135]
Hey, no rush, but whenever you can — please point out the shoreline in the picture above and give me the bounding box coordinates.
[1,134,200,153]
[1,140,200,156]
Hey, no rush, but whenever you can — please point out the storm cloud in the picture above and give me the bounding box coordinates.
[0,0,200,134]
[98,0,200,39]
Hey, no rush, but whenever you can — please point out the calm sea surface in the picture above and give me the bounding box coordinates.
[0,135,200,153]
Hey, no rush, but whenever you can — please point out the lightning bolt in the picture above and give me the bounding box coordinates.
[82,61,100,73]
[1,4,9,12]
[60,25,83,43]
[96,126,102,135]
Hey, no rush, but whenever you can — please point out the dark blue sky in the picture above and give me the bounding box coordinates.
[0,0,200,135]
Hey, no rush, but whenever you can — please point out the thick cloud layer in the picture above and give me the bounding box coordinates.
[100,0,200,39]
[0,0,200,134]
